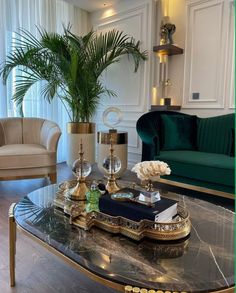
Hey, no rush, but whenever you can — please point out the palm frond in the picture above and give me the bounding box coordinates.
[13,27,42,49]
[0,26,147,122]
[40,81,58,103]
[13,73,41,106]
[86,29,147,78]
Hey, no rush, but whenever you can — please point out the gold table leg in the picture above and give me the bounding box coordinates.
[9,203,16,287]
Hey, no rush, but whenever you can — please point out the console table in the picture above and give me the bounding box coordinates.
[9,183,234,292]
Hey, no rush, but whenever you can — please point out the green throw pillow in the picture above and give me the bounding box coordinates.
[161,114,197,150]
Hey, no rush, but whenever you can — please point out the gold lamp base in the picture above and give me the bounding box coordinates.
[68,178,89,201]
[106,176,120,194]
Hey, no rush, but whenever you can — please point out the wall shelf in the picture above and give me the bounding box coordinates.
[153,44,183,56]
[150,105,181,111]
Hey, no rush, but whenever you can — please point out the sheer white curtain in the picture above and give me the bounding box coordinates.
[0,0,89,162]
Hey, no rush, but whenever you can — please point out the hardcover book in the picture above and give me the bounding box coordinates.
[99,188,178,223]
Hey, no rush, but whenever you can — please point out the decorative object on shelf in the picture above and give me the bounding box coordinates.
[153,18,183,108]
[160,24,169,45]
[98,107,128,177]
[160,23,176,45]
[67,140,91,201]
[164,98,171,106]
[103,138,121,193]
[163,78,172,104]
[86,181,101,213]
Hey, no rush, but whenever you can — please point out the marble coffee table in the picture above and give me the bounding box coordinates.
[9,184,234,292]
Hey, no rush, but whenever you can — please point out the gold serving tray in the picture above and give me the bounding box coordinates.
[54,180,191,241]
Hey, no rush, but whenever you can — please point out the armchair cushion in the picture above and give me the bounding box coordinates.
[23,118,44,144]
[0,118,23,144]
[0,144,55,169]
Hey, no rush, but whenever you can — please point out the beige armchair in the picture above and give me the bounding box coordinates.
[0,117,61,183]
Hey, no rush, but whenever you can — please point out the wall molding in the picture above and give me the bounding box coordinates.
[94,3,151,113]
[182,0,229,109]
[226,0,235,109]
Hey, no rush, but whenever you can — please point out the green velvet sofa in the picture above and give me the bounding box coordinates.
[136,111,235,194]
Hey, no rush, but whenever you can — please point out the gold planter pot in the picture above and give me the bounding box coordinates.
[67,122,96,166]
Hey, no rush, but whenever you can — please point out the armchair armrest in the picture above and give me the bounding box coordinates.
[0,122,5,146]
[40,120,61,152]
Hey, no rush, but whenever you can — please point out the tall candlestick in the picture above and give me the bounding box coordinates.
[152,87,158,105]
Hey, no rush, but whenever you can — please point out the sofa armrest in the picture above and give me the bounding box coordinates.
[136,113,160,161]
[136,111,193,161]
[40,121,61,152]
[141,136,159,161]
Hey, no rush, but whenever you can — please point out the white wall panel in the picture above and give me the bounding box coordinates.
[91,0,156,167]
[183,0,228,108]
[167,0,234,117]
[226,1,235,109]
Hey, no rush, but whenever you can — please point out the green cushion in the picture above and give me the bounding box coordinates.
[161,114,197,151]
[197,114,234,155]
[155,150,234,187]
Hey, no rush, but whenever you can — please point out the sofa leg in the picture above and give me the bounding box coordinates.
[49,173,57,184]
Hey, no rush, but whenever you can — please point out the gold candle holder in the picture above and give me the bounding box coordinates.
[68,141,89,201]
[105,138,120,194]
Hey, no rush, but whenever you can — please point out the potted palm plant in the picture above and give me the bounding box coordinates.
[0,27,147,165]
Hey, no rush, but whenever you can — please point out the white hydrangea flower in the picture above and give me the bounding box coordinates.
[131,160,171,181]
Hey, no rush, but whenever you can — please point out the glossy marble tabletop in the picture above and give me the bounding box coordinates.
[14,184,234,292]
